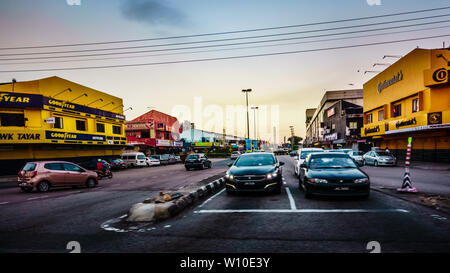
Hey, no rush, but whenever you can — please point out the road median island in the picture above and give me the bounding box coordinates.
[126,176,225,222]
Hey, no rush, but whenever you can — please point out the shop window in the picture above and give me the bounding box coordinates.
[349,122,358,129]
[76,120,86,131]
[54,117,63,129]
[96,123,105,133]
[378,110,384,121]
[0,113,25,127]
[113,125,121,134]
[366,113,373,124]
[164,132,170,139]
[412,98,419,113]
[393,104,402,117]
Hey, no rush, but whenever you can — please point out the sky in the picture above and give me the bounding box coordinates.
[0,0,449,143]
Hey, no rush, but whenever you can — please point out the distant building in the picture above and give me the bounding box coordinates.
[125,110,182,155]
[304,89,365,150]
[361,47,450,162]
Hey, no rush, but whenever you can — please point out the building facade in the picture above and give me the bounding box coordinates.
[304,89,364,149]
[125,110,183,155]
[361,48,450,162]
[0,76,126,174]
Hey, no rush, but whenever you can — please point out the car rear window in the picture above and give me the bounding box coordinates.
[235,154,275,166]
[137,154,145,159]
[22,163,36,171]
[44,163,64,170]
[187,154,199,159]
[300,150,323,159]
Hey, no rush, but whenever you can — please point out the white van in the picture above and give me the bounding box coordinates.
[121,152,147,167]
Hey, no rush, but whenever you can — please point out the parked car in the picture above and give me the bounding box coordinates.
[294,148,324,177]
[173,155,182,163]
[347,151,364,166]
[18,161,98,193]
[150,154,169,165]
[230,151,241,160]
[121,152,147,167]
[168,154,178,164]
[185,154,212,170]
[289,150,298,157]
[362,150,397,167]
[225,152,284,194]
[145,157,161,167]
[107,158,126,170]
[298,152,370,198]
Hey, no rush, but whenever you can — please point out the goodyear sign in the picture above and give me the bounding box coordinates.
[45,130,106,142]
[43,97,125,120]
[0,92,43,108]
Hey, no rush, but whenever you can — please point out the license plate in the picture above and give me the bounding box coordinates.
[335,187,350,191]
[245,182,255,185]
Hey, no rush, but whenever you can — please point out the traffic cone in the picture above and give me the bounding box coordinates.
[397,137,418,193]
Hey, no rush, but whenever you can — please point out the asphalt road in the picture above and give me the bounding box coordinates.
[0,156,449,253]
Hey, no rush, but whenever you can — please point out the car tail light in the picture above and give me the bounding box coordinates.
[18,170,23,177]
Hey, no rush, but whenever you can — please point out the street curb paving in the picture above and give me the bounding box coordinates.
[127,177,225,222]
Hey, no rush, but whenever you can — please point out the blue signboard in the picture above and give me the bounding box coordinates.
[253,140,258,150]
[245,138,252,152]
[45,130,106,142]
[0,92,43,108]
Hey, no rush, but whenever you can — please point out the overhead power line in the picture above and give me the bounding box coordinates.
[1,13,449,57]
[1,19,449,61]
[1,34,448,73]
[0,5,449,51]
[3,24,448,66]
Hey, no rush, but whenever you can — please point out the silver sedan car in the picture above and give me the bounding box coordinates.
[363,150,397,167]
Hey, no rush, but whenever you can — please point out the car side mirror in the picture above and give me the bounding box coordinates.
[279,161,285,166]
[300,163,307,168]
[227,163,233,167]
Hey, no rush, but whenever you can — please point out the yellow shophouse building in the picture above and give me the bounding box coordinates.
[361,48,450,162]
[0,76,127,174]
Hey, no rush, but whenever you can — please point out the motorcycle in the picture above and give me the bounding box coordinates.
[95,168,113,180]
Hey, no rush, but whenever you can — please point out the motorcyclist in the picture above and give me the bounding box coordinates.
[96,159,105,174]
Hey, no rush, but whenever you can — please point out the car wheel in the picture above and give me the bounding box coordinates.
[108,172,113,179]
[86,178,97,188]
[374,161,379,167]
[36,181,50,192]
[200,163,205,170]
[273,187,282,194]
[185,167,190,171]
[208,163,212,168]
[20,187,33,193]
[362,160,366,166]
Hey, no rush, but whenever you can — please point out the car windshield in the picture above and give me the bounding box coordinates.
[187,154,200,159]
[351,151,360,156]
[137,155,145,159]
[22,163,36,171]
[309,155,357,169]
[376,151,392,156]
[300,150,322,159]
[235,154,275,166]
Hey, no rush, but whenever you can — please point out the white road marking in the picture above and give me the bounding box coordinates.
[197,188,225,208]
[285,187,297,210]
[164,225,171,228]
[0,202,9,205]
[27,195,49,201]
[194,209,409,214]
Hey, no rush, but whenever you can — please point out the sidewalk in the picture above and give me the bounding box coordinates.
[399,161,450,171]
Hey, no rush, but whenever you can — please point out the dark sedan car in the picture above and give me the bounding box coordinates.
[298,152,370,198]
[185,154,212,170]
[225,152,284,194]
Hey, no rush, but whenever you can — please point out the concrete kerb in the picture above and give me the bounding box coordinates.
[126,177,225,222]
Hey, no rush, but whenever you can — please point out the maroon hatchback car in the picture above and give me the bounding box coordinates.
[18,161,98,192]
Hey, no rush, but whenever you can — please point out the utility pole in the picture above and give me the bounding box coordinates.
[242,89,252,140]
[251,106,259,141]
[290,126,295,150]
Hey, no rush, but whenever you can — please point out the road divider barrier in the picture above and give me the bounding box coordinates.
[126,178,225,222]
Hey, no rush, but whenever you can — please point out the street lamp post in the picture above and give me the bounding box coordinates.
[242,89,252,140]
[251,106,259,141]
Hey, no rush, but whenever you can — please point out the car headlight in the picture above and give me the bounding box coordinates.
[308,178,328,184]
[354,178,369,184]
[266,172,278,179]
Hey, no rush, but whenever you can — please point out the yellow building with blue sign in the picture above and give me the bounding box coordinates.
[0,76,126,174]
[361,48,450,162]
